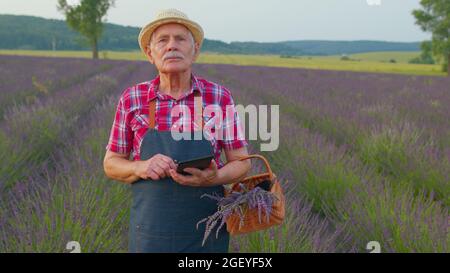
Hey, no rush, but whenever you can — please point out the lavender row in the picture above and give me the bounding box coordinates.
[0,61,145,192]
[0,63,154,252]
[0,55,120,119]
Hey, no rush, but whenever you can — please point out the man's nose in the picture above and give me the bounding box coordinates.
[166,37,179,51]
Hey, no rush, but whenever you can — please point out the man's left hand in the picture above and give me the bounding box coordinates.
[169,160,219,187]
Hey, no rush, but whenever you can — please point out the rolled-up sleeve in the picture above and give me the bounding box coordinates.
[219,88,248,150]
[106,95,133,154]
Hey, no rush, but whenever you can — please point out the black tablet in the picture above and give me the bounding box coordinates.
[175,155,214,175]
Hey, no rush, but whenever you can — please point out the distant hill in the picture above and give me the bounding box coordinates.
[0,14,421,55]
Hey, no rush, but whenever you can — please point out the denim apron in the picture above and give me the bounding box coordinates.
[128,92,229,253]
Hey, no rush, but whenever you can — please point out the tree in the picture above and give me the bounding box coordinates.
[409,41,435,64]
[57,0,115,59]
[412,0,450,76]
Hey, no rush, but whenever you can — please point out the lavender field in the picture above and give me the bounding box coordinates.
[0,55,448,253]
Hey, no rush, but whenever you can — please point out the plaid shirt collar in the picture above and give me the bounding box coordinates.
[147,73,204,102]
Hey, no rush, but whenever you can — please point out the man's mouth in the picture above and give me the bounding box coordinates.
[165,57,183,61]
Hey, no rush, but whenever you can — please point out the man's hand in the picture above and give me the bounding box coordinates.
[135,153,177,180]
[169,159,219,187]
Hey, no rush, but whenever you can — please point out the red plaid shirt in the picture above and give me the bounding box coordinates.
[106,73,248,168]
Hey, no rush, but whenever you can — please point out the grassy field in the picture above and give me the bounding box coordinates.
[347,51,422,63]
[0,49,445,76]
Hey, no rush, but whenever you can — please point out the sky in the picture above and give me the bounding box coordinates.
[0,0,431,43]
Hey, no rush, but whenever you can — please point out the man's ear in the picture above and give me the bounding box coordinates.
[193,42,200,61]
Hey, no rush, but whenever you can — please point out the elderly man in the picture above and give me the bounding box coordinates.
[103,9,251,253]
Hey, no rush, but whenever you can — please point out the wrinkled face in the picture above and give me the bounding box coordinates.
[145,23,200,73]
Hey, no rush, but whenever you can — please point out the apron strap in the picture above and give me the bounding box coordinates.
[193,92,204,130]
[149,98,157,130]
[148,91,204,130]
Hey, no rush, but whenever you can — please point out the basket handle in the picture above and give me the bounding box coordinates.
[237,154,274,181]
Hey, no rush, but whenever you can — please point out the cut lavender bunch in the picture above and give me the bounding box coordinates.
[197,182,279,246]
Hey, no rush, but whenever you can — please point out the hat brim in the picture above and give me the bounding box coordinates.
[138,17,204,55]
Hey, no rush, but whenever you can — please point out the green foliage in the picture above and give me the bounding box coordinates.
[413,0,450,74]
[332,183,449,252]
[443,58,448,72]
[57,0,115,58]
[409,41,436,64]
[358,124,449,206]
[0,15,139,51]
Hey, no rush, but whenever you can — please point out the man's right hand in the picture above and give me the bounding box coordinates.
[134,153,177,180]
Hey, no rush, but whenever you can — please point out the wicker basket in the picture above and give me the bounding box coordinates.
[224,154,285,235]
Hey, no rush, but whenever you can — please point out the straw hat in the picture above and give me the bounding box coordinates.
[138,9,204,55]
